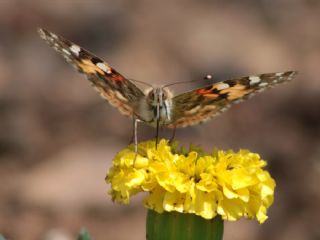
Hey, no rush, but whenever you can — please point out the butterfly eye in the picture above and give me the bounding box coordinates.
[148,91,155,100]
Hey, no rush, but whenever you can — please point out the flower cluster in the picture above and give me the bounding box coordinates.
[106,139,275,223]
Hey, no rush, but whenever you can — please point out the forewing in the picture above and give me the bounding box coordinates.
[169,71,297,128]
[38,28,145,117]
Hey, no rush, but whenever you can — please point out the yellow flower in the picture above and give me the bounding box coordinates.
[106,139,275,223]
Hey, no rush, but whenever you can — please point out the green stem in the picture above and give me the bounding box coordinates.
[146,210,224,240]
[78,228,91,240]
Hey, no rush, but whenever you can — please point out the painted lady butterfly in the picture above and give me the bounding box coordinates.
[38,28,297,148]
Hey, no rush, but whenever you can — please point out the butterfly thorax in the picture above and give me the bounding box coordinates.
[136,87,173,127]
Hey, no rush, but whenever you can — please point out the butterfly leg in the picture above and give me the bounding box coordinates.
[169,126,176,144]
[132,118,140,166]
[128,118,136,145]
[134,118,139,153]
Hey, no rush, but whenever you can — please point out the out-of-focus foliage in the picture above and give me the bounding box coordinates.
[77,229,91,240]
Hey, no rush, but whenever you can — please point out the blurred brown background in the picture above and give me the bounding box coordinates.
[0,0,319,239]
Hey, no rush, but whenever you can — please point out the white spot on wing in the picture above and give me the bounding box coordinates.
[70,45,81,56]
[96,62,110,73]
[220,107,228,112]
[215,83,229,90]
[249,76,261,85]
[289,72,296,78]
[259,82,268,87]
[233,98,244,104]
[51,33,58,39]
[275,72,284,77]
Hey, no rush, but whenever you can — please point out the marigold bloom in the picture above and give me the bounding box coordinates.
[106,139,275,223]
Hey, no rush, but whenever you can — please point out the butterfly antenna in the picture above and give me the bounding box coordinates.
[163,74,213,88]
[129,78,153,87]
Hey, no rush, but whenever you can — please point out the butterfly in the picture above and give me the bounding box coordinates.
[38,28,297,150]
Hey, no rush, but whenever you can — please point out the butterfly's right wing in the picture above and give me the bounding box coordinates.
[168,71,297,128]
[38,28,145,117]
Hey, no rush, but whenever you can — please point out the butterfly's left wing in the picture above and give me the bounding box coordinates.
[38,28,145,117]
[168,71,297,128]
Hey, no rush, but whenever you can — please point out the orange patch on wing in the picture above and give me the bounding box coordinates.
[226,90,253,100]
[218,84,251,101]
[111,73,124,81]
[78,59,104,75]
[197,88,219,98]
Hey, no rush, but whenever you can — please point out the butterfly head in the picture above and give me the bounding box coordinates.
[146,87,172,107]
